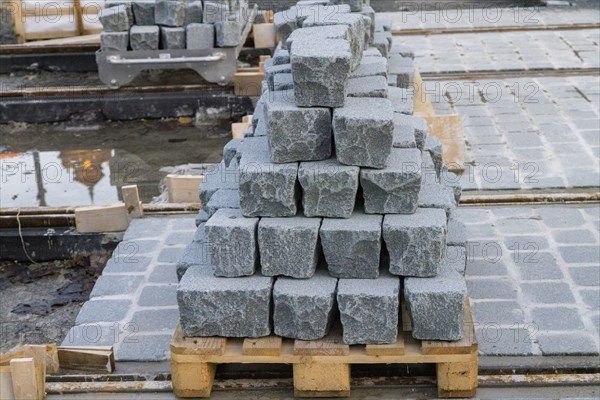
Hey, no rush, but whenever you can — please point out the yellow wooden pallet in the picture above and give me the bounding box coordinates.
[170,300,478,398]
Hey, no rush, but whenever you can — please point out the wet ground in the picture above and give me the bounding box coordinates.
[0,254,109,353]
[0,119,228,207]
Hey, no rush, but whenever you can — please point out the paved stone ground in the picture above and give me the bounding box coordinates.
[426,75,600,191]
[62,216,196,361]
[458,204,599,356]
[394,29,600,73]
[381,4,599,32]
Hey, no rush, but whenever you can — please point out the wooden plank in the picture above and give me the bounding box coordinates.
[365,335,405,356]
[75,204,129,233]
[170,326,227,356]
[293,363,350,398]
[242,114,253,124]
[167,175,203,204]
[421,300,474,355]
[0,365,15,400]
[16,34,100,47]
[23,345,46,399]
[45,344,60,374]
[11,0,26,44]
[23,7,74,17]
[231,122,248,139]
[436,358,478,398]
[121,185,144,218]
[423,114,465,172]
[413,69,435,118]
[57,346,114,372]
[234,71,264,96]
[171,359,216,398]
[73,0,84,36]
[242,336,282,356]
[10,358,41,400]
[294,325,349,356]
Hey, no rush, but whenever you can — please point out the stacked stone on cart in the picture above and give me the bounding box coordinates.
[99,0,247,51]
[177,0,469,346]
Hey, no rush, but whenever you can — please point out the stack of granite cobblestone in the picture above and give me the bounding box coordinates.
[99,0,247,51]
[176,0,469,344]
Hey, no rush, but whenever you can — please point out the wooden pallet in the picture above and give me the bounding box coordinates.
[170,300,478,398]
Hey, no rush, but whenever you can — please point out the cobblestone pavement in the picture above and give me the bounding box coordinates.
[394,29,600,73]
[62,216,196,361]
[427,75,600,191]
[381,4,599,32]
[458,204,599,356]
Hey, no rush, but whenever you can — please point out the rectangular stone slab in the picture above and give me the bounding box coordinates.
[178,265,273,337]
[404,265,467,340]
[337,272,400,344]
[129,25,159,50]
[205,208,258,277]
[99,4,134,32]
[320,211,382,278]
[383,208,447,277]
[258,216,321,278]
[297,158,359,218]
[360,148,422,214]
[333,97,394,168]
[273,271,338,340]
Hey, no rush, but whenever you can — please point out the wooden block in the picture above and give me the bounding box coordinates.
[413,69,435,118]
[57,346,114,372]
[170,326,227,356]
[10,358,41,400]
[75,204,129,233]
[10,0,26,44]
[45,344,60,374]
[365,335,405,356]
[231,122,248,139]
[423,115,465,172]
[242,336,282,356]
[294,325,349,356]
[0,365,15,400]
[167,175,203,204]
[293,363,351,398]
[234,71,264,96]
[242,114,253,124]
[253,23,276,48]
[171,359,216,398]
[121,185,143,218]
[23,345,46,399]
[436,359,478,398]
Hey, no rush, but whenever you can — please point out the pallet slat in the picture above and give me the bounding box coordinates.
[242,336,282,356]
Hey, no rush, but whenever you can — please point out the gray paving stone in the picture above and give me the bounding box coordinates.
[215,20,241,47]
[291,38,352,107]
[388,54,413,88]
[160,26,185,49]
[472,301,525,325]
[273,271,338,340]
[157,246,185,263]
[116,239,160,254]
[99,5,133,32]
[206,208,258,277]
[286,24,350,51]
[515,252,564,281]
[390,43,414,59]
[388,86,413,115]
[129,25,159,50]
[320,211,382,279]
[265,63,292,92]
[559,246,600,264]
[440,169,462,203]
[467,279,517,300]
[297,158,359,218]
[475,327,535,356]
[223,138,242,168]
[272,48,290,65]
[466,258,509,277]
[115,334,172,361]
[405,266,467,340]
[392,117,416,149]
[372,31,389,58]
[424,135,443,173]
[149,264,178,284]
[418,183,456,216]
[446,245,466,275]
[138,285,177,306]
[103,255,152,273]
[394,113,428,150]
[580,288,600,309]
[552,229,596,244]
[202,1,228,24]
[204,188,240,217]
[132,0,155,25]
[90,275,144,298]
[155,0,186,26]
[183,0,203,25]
[238,151,298,217]
[521,282,576,304]
[62,323,120,347]
[265,90,332,163]
[568,266,600,287]
[383,208,446,277]
[165,231,194,246]
[337,273,400,344]
[177,266,273,337]
[186,23,214,49]
[350,56,387,78]
[100,32,129,51]
[360,148,422,214]
[199,161,239,206]
[258,216,321,278]
[347,75,388,98]
[333,97,394,168]
[537,333,599,356]
[447,219,467,248]
[75,299,132,324]
[538,207,586,228]
[532,307,585,331]
[175,225,210,280]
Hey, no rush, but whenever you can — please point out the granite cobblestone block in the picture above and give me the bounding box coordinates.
[394,113,428,150]
[183,1,203,25]
[215,20,241,47]
[204,188,240,217]
[418,182,456,216]
[347,75,388,98]
[101,32,129,51]
[350,56,387,78]
[186,23,214,49]
[198,161,239,206]
[130,25,159,50]
[388,86,414,115]
[100,5,134,32]
[388,54,414,88]
[132,0,155,25]
[155,0,186,26]
[160,26,185,49]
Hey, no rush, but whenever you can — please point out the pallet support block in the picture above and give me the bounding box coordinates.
[436,357,478,398]
[293,363,351,398]
[171,359,216,398]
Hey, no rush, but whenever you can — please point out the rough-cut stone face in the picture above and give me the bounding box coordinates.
[390,43,414,59]
[360,148,422,214]
[447,218,467,248]
[100,5,134,32]
[286,24,350,55]
[204,188,240,217]
[265,63,292,92]
[445,245,466,275]
[372,31,389,58]
[222,138,242,167]
[198,161,239,206]
[155,0,186,27]
[337,273,400,344]
[388,54,414,88]
[274,8,298,49]
[129,25,160,50]
[100,32,129,51]
[297,158,359,218]
[404,266,467,340]
[347,75,388,98]
[320,211,382,278]
[383,208,447,277]
[394,113,427,150]
[160,26,185,49]
[272,48,290,65]
[291,38,352,108]
[205,208,258,277]
[132,0,155,25]
[186,22,214,49]
[273,271,338,340]
[258,216,321,278]
[388,86,414,115]
[265,90,332,163]
[425,135,443,173]
[176,224,211,280]
[215,20,241,47]
[333,97,394,168]
[392,118,417,149]
[350,56,387,78]
[418,182,456,217]
[273,73,294,91]
[239,152,298,217]
[183,1,203,25]
[441,168,462,202]
[178,265,273,337]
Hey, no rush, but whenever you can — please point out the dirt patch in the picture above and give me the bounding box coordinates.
[0,254,109,353]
